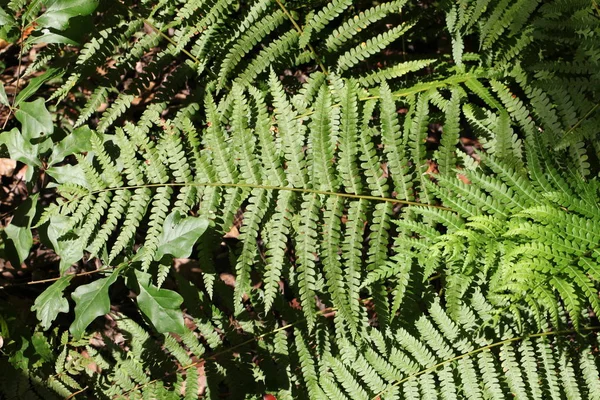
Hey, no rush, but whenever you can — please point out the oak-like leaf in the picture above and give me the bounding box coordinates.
[15,98,53,141]
[49,126,93,166]
[31,275,74,330]
[135,270,185,334]
[155,212,209,260]
[70,271,119,339]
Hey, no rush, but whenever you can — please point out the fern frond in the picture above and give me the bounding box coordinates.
[325,0,407,52]
[336,23,412,73]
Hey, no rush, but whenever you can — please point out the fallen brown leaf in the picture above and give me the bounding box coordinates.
[0,158,16,176]
[224,225,240,239]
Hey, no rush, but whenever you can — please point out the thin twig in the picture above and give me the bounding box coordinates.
[2,23,25,129]
[0,266,114,289]
[64,385,89,400]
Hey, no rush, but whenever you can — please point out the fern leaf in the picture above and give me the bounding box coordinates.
[357,60,434,87]
[309,85,339,191]
[300,0,352,49]
[233,188,270,314]
[325,0,407,52]
[295,193,321,330]
[336,23,413,73]
[379,81,412,200]
[263,190,294,311]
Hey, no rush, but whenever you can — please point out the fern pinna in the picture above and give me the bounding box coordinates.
[1,0,599,398]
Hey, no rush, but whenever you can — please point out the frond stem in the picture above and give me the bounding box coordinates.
[373,325,600,399]
[273,0,329,75]
[142,19,223,85]
[143,19,200,65]
[118,304,337,398]
[73,181,452,210]
[294,73,479,120]
[119,297,372,398]
[562,102,600,138]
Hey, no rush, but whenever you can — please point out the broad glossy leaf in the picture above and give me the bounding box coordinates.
[11,193,38,226]
[2,194,38,264]
[57,239,84,274]
[135,270,185,334]
[15,99,53,141]
[37,0,99,30]
[4,224,33,264]
[15,68,63,106]
[70,270,119,339]
[31,332,54,362]
[31,275,74,330]
[0,82,8,106]
[28,30,79,45]
[45,215,71,248]
[46,216,85,273]
[49,126,93,166]
[155,212,209,260]
[29,15,91,46]
[46,164,88,188]
[0,128,41,167]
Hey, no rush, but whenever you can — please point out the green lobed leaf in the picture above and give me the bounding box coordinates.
[31,332,54,362]
[2,194,38,264]
[70,269,120,339]
[14,98,53,141]
[4,224,33,264]
[27,30,79,45]
[45,215,72,250]
[155,211,209,260]
[31,275,74,330]
[14,68,64,106]
[37,0,99,30]
[49,126,93,166]
[57,239,85,275]
[134,270,185,334]
[0,127,42,167]
[46,215,85,273]
[46,164,88,188]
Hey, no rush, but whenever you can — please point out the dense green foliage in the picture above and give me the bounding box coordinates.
[1,0,600,398]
